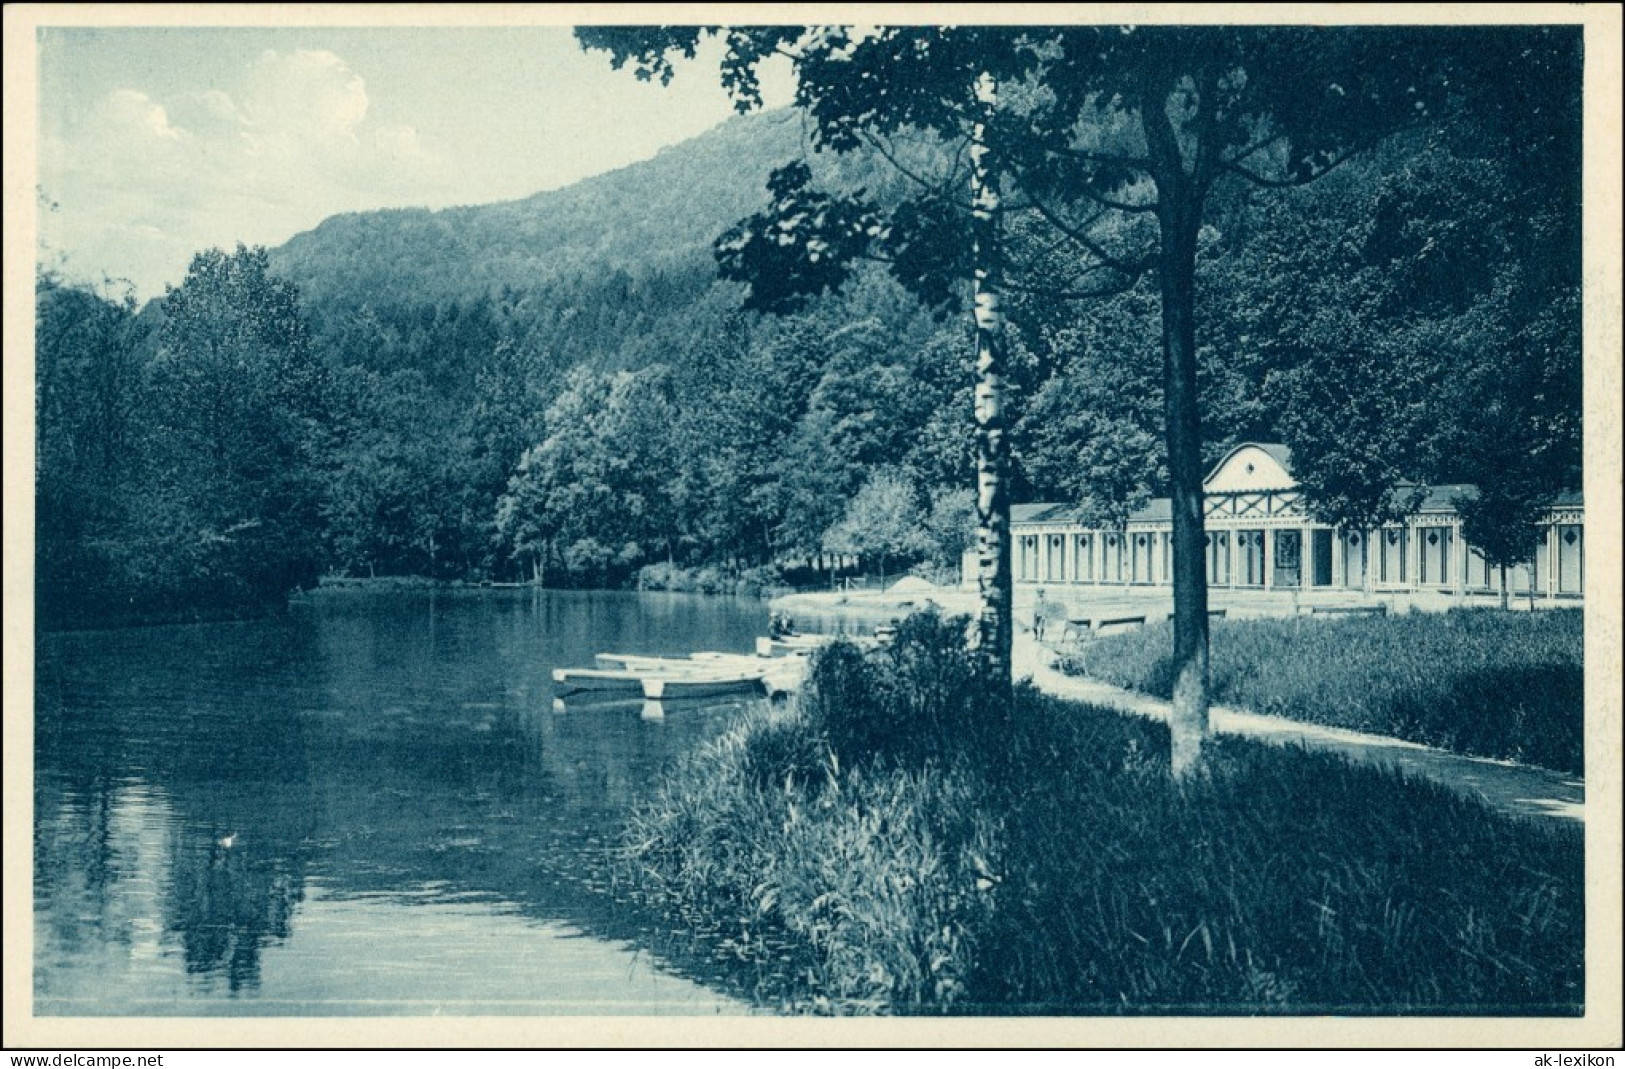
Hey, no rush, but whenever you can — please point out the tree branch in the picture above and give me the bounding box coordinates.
[1051,145,1155,172]
[1006,249,1154,296]
[1139,70,1190,209]
[1021,194,1155,276]
[1222,130,1288,169]
[859,129,970,205]
[1075,182,1160,215]
[1220,146,1363,188]
[1192,66,1224,195]
[942,134,973,195]
[1002,269,1145,302]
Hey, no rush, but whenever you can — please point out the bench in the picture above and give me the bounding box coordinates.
[1309,604,1388,617]
[1163,608,1229,622]
[1061,607,1236,643]
[1061,614,1148,642]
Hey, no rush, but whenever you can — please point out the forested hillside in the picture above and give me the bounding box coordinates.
[37,86,1581,625]
[269,109,910,374]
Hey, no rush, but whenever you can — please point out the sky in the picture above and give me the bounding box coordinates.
[36,26,793,299]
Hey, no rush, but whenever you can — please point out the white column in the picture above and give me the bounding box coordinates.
[1547,523,1559,601]
[1462,519,1475,594]
[1408,522,1422,593]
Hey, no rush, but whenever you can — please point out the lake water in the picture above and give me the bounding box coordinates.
[32,588,773,1015]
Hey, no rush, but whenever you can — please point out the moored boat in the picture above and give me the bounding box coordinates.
[688,650,771,667]
[760,659,809,699]
[756,634,835,657]
[550,667,647,696]
[596,651,768,673]
[595,652,687,671]
[641,674,764,700]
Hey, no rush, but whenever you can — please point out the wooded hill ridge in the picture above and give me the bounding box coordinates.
[37,79,1581,625]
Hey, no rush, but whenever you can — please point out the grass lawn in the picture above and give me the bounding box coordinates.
[619,614,1584,1015]
[1059,608,1583,775]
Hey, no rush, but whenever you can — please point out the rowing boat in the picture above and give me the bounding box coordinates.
[550,667,648,695]
[641,674,764,700]
[756,634,835,657]
[596,651,769,674]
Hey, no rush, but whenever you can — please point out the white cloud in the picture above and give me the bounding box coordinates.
[242,49,370,148]
[101,88,183,141]
[372,123,426,160]
[43,49,455,298]
[201,89,238,119]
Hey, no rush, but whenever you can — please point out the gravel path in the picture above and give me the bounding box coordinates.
[1013,633,1584,827]
[774,589,1584,828]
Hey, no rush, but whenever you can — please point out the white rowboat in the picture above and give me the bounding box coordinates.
[641,674,765,700]
[551,667,647,695]
[756,634,836,657]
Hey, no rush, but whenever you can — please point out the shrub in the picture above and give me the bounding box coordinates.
[1063,609,1584,773]
[623,703,1002,1013]
[799,609,1002,770]
[636,561,788,596]
[621,618,1584,1015]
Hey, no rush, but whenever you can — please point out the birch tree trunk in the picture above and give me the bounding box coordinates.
[968,72,1013,699]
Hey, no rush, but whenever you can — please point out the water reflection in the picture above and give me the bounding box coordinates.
[35,590,765,1014]
[161,827,307,993]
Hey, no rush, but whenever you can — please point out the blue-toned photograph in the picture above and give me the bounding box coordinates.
[16,10,1611,1043]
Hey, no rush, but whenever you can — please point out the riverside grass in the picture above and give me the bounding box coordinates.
[619,613,1583,1015]
[1061,608,1583,774]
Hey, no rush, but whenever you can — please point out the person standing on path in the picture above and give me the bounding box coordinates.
[1033,588,1048,643]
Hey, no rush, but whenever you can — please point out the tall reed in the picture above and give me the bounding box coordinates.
[1065,609,1583,773]
[620,612,1584,1014]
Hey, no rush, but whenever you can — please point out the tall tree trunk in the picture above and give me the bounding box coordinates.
[968,72,1013,699]
[1499,564,1509,610]
[1145,84,1213,779]
[1157,195,1212,778]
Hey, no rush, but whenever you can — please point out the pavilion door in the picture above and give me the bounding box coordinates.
[1311,529,1333,587]
[1273,530,1302,589]
[1102,534,1123,583]
[1419,527,1453,587]
[1237,530,1265,587]
[1131,533,1153,584]
[1340,532,1366,590]
[1047,535,1067,582]
[1557,525,1582,594]
[1019,536,1038,581]
[1379,528,1408,586]
[1207,532,1231,586]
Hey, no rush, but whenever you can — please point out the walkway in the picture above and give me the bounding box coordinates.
[1012,633,1585,828]
[773,588,1584,828]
